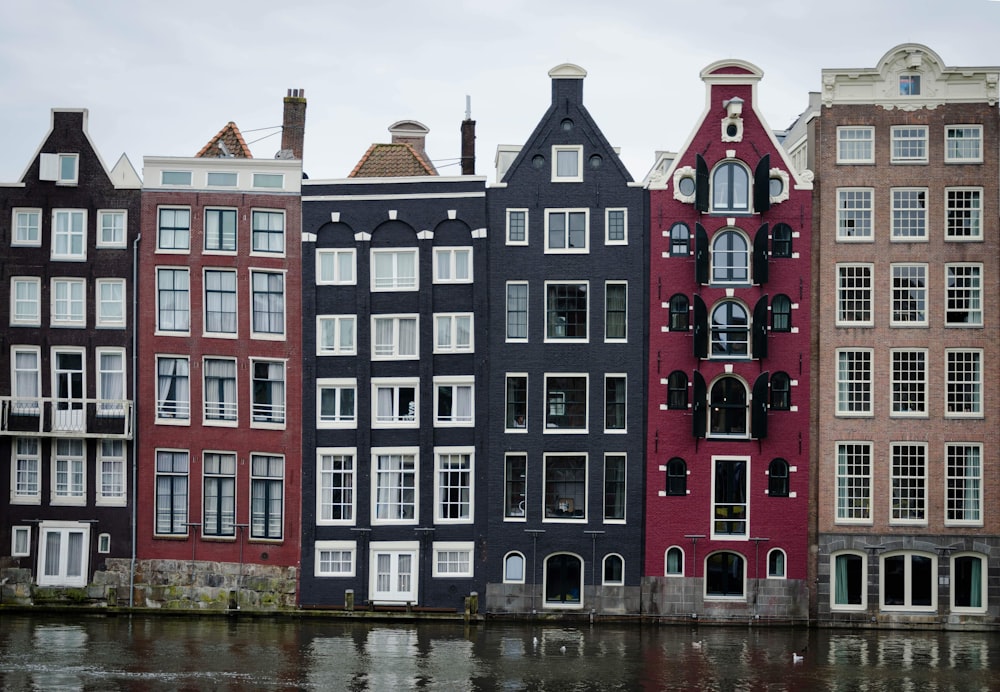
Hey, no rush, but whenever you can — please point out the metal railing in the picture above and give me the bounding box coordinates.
[0,397,133,439]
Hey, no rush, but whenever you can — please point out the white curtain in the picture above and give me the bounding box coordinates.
[399,318,416,355]
[14,351,38,410]
[204,360,236,419]
[456,316,471,348]
[374,318,394,356]
[157,358,189,418]
[397,252,415,287]
[455,249,470,279]
[456,385,472,422]
[99,352,124,415]
[437,317,452,348]
[376,387,393,422]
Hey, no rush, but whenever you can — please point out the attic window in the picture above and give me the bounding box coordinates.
[161,171,192,186]
[900,75,921,96]
[561,118,574,132]
[39,153,79,185]
[552,146,583,182]
[253,173,284,188]
[207,172,238,187]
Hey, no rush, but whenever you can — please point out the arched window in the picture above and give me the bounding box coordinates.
[544,553,583,607]
[881,551,936,610]
[711,301,750,357]
[667,371,688,410]
[669,294,689,331]
[767,549,786,578]
[670,223,690,256]
[768,458,790,497]
[665,547,684,576]
[832,551,866,609]
[771,294,792,332]
[709,377,748,437]
[770,372,791,410]
[952,553,987,611]
[712,162,750,212]
[602,554,624,585]
[666,458,687,495]
[706,551,745,597]
[711,230,749,283]
[504,552,525,583]
[772,223,793,258]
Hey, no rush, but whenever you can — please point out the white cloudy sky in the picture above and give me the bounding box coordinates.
[1,0,998,183]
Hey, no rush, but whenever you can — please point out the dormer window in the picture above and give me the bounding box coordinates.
[712,162,750,212]
[39,153,79,185]
[552,146,583,182]
[900,74,921,96]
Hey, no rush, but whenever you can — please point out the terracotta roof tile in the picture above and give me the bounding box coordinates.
[348,142,437,177]
[196,121,253,159]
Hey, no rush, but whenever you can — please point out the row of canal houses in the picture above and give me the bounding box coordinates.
[0,43,997,629]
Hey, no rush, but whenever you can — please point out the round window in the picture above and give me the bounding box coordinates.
[678,176,696,196]
[726,123,739,137]
[561,118,574,132]
[532,154,545,169]
[769,177,784,197]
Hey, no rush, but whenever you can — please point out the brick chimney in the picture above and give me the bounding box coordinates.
[461,95,476,176]
[280,88,307,160]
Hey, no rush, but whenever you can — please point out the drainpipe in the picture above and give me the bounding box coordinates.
[129,233,141,608]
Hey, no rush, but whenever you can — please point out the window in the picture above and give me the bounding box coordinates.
[836,442,871,523]
[52,209,86,260]
[157,208,190,251]
[665,547,684,576]
[769,372,790,410]
[946,444,981,525]
[604,454,626,522]
[669,223,689,256]
[712,161,750,212]
[12,348,40,414]
[767,549,786,578]
[315,541,356,577]
[370,543,419,603]
[669,294,689,331]
[372,450,417,523]
[836,264,873,326]
[12,208,41,246]
[506,282,528,341]
[10,277,40,326]
[666,458,687,496]
[606,209,626,244]
[371,249,417,291]
[97,348,126,416]
[945,125,983,162]
[881,552,935,610]
[156,268,190,333]
[891,126,928,163]
[836,349,872,416]
[204,208,237,252]
[941,188,979,241]
[710,301,749,358]
[435,450,473,523]
[156,356,190,421]
[203,270,237,335]
[552,145,582,182]
[713,459,747,536]
[837,127,874,164]
[667,371,688,410]
[318,450,355,524]
[504,454,527,519]
[546,282,588,341]
[706,552,744,598]
[506,209,528,244]
[95,279,126,329]
[505,375,527,431]
[504,552,526,582]
[433,247,472,283]
[545,375,588,431]
[603,554,625,585]
[546,209,588,252]
[433,542,474,578]
[891,188,926,240]
[890,443,926,524]
[604,375,627,431]
[317,315,356,355]
[434,313,473,353]
[373,379,418,427]
[97,210,126,248]
[251,271,285,336]
[711,230,749,283]
[202,452,236,537]
[434,376,474,426]
[51,278,85,327]
[899,74,921,96]
[945,264,982,326]
[161,171,191,186]
[253,173,284,188]
[543,453,586,520]
[946,349,982,417]
[317,249,356,284]
[771,294,791,332]
[52,350,84,432]
[37,523,89,587]
[11,526,31,556]
[251,360,285,425]
[372,315,418,359]
[155,450,189,535]
[317,380,357,427]
[250,454,284,539]
[709,377,747,437]
[890,264,927,325]
[11,438,40,503]
[771,223,792,258]
[832,552,866,609]
[203,358,237,423]
[252,210,284,254]
[605,283,627,341]
[207,171,237,187]
[952,554,987,611]
[890,350,926,416]
[837,189,873,240]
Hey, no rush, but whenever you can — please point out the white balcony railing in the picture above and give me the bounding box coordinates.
[0,397,133,439]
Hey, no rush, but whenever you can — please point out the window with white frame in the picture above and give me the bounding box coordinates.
[952,553,987,611]
[155,356,190,421]
[433,542,474,577]
[836,349,872,416]
[837,127,874,163]
[836,442,871,523]
[97,210,126,248]
[890,349,926,417]
[372,315,418,359]
[317,249,356,285]
[546,209,588,252]
[545,282,588,341]
[606,208,627,244]
[250,454,284,539]
[435,449,473,523]
[831,552,866,609]
[899,74,921,96]
[52,209,86,260]
[543,453,586,520]
[712,458,748,537]
[318,449,355,524]
[317,379,357,428]
[605,282,627,341]
[372,450,417,523]
[96,440,126,506]
[203,357,237,424]
[709,377,748,437]
[160,170,192,186]
[837,188,873,240]
[202,452,236,537]
[204,269,237,335]
[767,549,786,579]
[51,278,85,327]
[506,282,528,341]
[946,444,982,525]
[98,533,111,553]
[891,126,928,163]
[545,374,588,431]
[604,375,626,432]
[945,125,982,162]
[505,375,528,431]
[372,378,418,427]
[433,247,472,283]
[251,271,285,336]
[52,349,84,431]
[890,264,927,326]
[157,207,190,251]
[890,443,926,524]
[37,522,89,587]
[670,223,690,256]
[207,171,237,187]
[710,300,750,358]
[10,277,40,326]
[836,264,873,326]
[371,249,417,291]
[252,210,284,254]
[96,278,126,328]
[156,268,190,333]
[315,541,356,576]
[97,348,126,416]
[881,551,935,610]
[552,145,583,182]
[11,437,40,503]
[12,208,41,246]
[434,313,473,353]
[504,454,527,519]
[506,209,528,245]
[712,161,751,212]
[52,439,85,505]
[711,230,750,283]
[204,208,237,252]
[945,264,982,326]
[251,360,285,425]
[891,188,926,239]
[945,188,982,240]
[155,449,189,535]
[604,454,626,522]
[370,542,419,603]
[42,153,79,184]
[665,547,684,576]
[11,526,31,557]
[504,551,526,583]
[317,315,356,355]
[11,346,41,412]
[434,376,474,426]
[946,349,982,417]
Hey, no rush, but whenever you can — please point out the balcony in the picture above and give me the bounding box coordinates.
[0,397,133,439]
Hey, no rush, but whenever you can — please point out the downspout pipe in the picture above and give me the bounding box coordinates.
[129,233,140,608]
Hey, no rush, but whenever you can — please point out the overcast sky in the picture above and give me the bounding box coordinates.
[1,1,999,183]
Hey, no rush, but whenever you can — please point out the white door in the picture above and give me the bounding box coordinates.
[53,351,84,431]
[370,545,418,604]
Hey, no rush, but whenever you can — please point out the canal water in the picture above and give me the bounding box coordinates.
[0,613,996,691]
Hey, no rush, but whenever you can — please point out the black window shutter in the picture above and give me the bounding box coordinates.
[751,372,769,439]
[753,223,769,285]
[693,295,708,359]
[753,295,769,359]
[692,370,707,439]
[695,154,709,212]
[695,223,709,285]
[754,154,770,212]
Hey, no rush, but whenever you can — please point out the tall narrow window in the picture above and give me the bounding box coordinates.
[768,459,789,497]
[711,230,749,283]
[836,349,872,415]
[945,264,982,326]
[713,459,747,536]
[506,282,528,341]
[666,458,687,496]
[890,443,926,524]
[97,349,126,417]
[318,451,355,523]
[506,209,527,244]
[155,450,189,535]
[712,162,750,212]
[251,271,285,336]
[12,438,40,502]
[946,349,982,417]
[891,189,927,239]
[945,188,982,240]
[832,553,865,608]
[157,208,190,251]
[946,444,981,525]
[96,279,126,328]
[373,452,417,522]
[157,268,190,333]
[504,454,527,519]
[204,270,237,335]
[771,294,791,332]
[202,452,236,537]
[606,209,626,244]
[505,375,527,430]
[12,348,40,414]
[891,264,927,325]
[837,189,873,240]
[836,443,871,522]
[251,454,284,539]
[605,283,627,341]
[710,301,749,358]
[890,350,926,416]
[435,451,472,522]
[156,356,189,420]
[251,360,285,425]
[51,278,85,327]
[709,377,747,436]
[52,209,86,260]
[771,223,792,258]
[11,277,41,326]
[669,294,689,331]
[603,454,626,521]
[836,264,873,325]
[670,223,690,256]
[203,358,237,423]
[604,375,626,431]
[204,208,237,252]
[667,371,688,410]
[769,372,790,410]
[98,210,126,248]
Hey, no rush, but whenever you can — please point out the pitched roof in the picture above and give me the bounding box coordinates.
[196,121,253,159]
[348,142,437,178]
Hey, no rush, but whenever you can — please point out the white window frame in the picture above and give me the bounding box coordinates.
[766,548,787,579]
[433,313,473,354]
[52,209,87,260]
[945,125,983,163]
[156,207,191,253]
[97,533,111,554]
[369,540,419,604]
[154,449,190,536]
[710,456,750,540]
[47,153,80,185]
[206,171,238,187]
[52,348,86,433]
[945,443,982,527]
[201,451,237,539]
[51,438,86,506]
[316,248,356,285]
[317,379,357,429]
[96,210,127,248]
[835,263,873,327]
[433,247,473,284]
[96,347,127,417]
[10,277,41,326]
[317,448,356,525]
[551,145,583,182]
[253,173,284,188]
[370,248,418,291]
[249,454,284,540]
[371,449,419,525]
[945,187,982,241]
[603,374,627,434]
[836,188,874,241]
[605,208,627,245]
[889,442,927,526]
[605,281,627,342]
[12,208,42,247]
[250,208,285,256]
[504,453,527,521]
[36,521,90,587]
[889,349,927,418]
[945,349,982,418]
[890,188,927,241]
[10,437,41,504]
[96,278,126,329]
[835,442,872,525]
[11,346,41,414]
[950,552,988,613]
[830,551,868,611]
[97,439,127,506]
[433,376,474,427]
[835,349,873,417]
[503,551,526,583]
[542,452,588,523]
[944,263,982,327]
[50,278,86,328]
[315,540,357,577]
[316,315,356,356]
[890,263,927,327]
[665,547,685,577]
[836,127,874,164]
[544,281,589,343]
[879,551,937,612]
[544,373,589,434]
[372,378,419,428]
[250,270,286,339]
[203,268,238,337]
[371,314,419,360]
[155,355,190,424]
[160,170,192,186]
[505,374,528,433]
[433,448,474,524]
[11,526,31,557]
[602,554,625,585]
[506,281,528,342]
[506,208,528,245]
[545,208,589,253]
[603,453,627,523]
[250,358,286,428]
[202,356,238,426]
[432,542,474,578]
[202,207,237,254]
[155,267,190,335]
[891,126,928,164]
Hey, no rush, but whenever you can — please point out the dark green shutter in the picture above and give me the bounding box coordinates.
[693,295,708,359]
[753,295,769,359]
[693,371,707,438]
[751,372,769,439]
[695,223,709,285]
[695,154,709,212]
[754,154,770,212]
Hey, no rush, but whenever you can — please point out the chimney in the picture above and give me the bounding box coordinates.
[461,95,476,175]
[549,63,587,106]
[280,88,307,160]
[389,120,435,173]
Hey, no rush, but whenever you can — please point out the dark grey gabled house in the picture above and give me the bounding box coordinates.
[485,65,647,614]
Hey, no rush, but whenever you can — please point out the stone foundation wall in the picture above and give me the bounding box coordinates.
[641,577,809,622]
[485,583,641,615]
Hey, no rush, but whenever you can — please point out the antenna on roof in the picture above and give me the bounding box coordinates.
[465,95,471,121]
